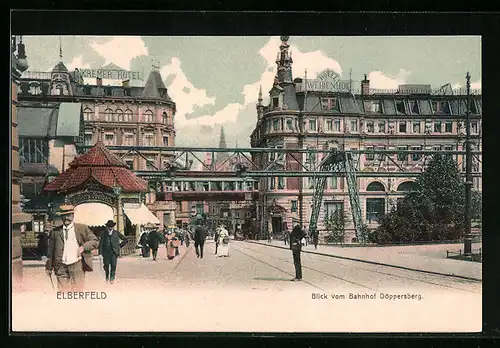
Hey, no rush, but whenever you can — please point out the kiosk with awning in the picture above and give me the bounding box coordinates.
[123,203,160,237]
[43,141,148,251]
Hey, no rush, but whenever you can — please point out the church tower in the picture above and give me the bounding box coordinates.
[216,125,229,163]
[49,38,73,96]
[275,36,294,85]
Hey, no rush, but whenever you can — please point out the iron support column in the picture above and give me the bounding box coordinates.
[464,72,473,255]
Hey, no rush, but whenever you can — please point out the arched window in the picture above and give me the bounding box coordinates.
[125,109,133,122]
[104,108,113,122]
[144,110,154,123]
[366,181,385,192]
[162,111,168,124]
[397,181,418,192]
[115,109,124,122]
[55,84,64,96]
[83,108,93,121]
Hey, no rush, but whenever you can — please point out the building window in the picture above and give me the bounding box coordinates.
[321,98,338,110]
[163,136,169,146]
[432,101,451,115]
[33,215,45,233]
[366,198,385,223]
[19,137,49,164]
[104,133,115,146]
[115,109,124,122]
[83,108,93,121]
[272,97,279,108]
[411,146,422,161]
[286,119,293,130]
[125,109,133,122]
[365,146,374,161]
[162,112,168,124]
[397,146,408,162]
[371,101,381,113]
[84,133,93,146]
[105,108,113,122]
[333,119,341,132]
[324,202,343,220]
[321,98,329,110]
[412,121,421,134]
[445,121,453,133]
[123,133,134,146]
[395,100,406,114]
[273,119,279,131]
[377,146,385,161]
[143,110,154,123]
[444,145,453,160]
[399,121,407,133]
[350,120,358,132]
[291,200,298,212]
[326,120,333,131]
[278,177,285,190]
[269,177,276,190]
[434,121,442,133]
[366,122,375,133]
[309,119,317,131]
[55,84,64,96]
[330,176,338,189]
[378,121,385,133]
[410,100,419,114]
[144,133,154,146]
[471,122,478,134]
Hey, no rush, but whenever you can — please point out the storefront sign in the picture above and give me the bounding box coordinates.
[21,71,52,80]
[297,69,351,93]
[79,68,143,80]
[67,191,115,206]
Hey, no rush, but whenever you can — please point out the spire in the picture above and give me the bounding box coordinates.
[141,64,170,100]
[219,126,227,148]
[258,85,263,105]
[276,36,293,84]
[59,36,63,60]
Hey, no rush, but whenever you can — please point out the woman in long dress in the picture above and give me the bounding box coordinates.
[217,225,230,257]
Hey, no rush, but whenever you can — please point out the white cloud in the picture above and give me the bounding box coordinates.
[368,69,411,90]
[184,103,244,126]
[66,55,91,71]
[90,36,148,70]
[451,80,481,92]
[160,57,216,126]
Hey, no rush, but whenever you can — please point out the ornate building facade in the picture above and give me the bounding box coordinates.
[250,36,482,242]
[17,57,178,228]
[11,36,32,281]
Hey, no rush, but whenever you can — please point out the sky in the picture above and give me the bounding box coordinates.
[20,36,481,149]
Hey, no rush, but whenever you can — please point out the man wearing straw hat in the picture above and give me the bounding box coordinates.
[45,204,99,291]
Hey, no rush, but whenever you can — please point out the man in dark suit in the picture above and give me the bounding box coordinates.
[290,224,306,281]
[214,227,220,255]
[45,205,99,291]
[194,223,207,259]
[148,228,163,261]
[98,220,127,284]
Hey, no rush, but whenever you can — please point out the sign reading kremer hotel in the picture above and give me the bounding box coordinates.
[79,68,143,80]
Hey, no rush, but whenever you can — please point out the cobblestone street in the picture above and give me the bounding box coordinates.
[12,240,481,332]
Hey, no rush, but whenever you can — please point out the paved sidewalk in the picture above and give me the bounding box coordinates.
[251,240,482,281]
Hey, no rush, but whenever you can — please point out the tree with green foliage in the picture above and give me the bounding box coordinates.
[373,154,469,244]
[324,209,346,244]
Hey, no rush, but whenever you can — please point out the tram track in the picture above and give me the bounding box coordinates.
[237,242,479,294]
[232,243,378,292]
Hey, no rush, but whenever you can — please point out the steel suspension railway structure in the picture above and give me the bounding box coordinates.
[87,145,482,243]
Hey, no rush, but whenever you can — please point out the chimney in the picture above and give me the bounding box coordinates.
[96,77,102,86]
[361,74,370,96]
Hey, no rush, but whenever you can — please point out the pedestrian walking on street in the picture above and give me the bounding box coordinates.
[148,227,163,261]
[214,227,220,255]
[313,232,319,250]
[184,229,191,248]
[98,220,127,284]
[290,224,306,281]
[138,227,150,258]
[45,205,99,291]
[194,222,207,259]
[164,229,178,260]
[217,224,230,257]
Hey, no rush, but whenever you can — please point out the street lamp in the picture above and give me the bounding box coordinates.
[113,185,122,233]
[464,72,473,255]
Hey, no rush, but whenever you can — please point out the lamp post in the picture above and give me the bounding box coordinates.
[464,72,473,256]
[113,185,122,233]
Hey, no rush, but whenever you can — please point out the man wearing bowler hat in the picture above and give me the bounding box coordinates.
[45,204,99,291]
[98,220,127,284]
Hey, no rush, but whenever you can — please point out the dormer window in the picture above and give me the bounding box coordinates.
[432,100,451,115]
[395,100,407,114]
[321,98,338,111]
[55,84,64,96]
[370,101,381,113]
[410,100,419,114]
[272,97,279,108]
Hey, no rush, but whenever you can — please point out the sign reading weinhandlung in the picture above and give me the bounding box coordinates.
[79,68,143,81]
